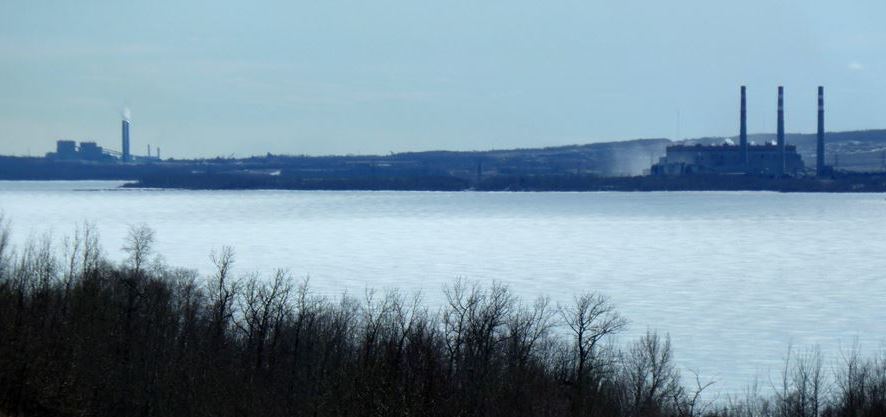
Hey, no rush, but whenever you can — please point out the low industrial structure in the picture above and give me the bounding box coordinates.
[652,142,804,176]
[46,140,116,161]
[652,86,828,177]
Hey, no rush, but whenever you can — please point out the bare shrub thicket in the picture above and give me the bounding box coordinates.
[0,223,883,417]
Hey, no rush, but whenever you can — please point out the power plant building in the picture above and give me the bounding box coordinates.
[652,86,822,177]
[47,140,114,161]
[651,143,804,176]
[55,140,77,158]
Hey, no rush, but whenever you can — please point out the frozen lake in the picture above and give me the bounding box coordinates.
[1,180,885,395]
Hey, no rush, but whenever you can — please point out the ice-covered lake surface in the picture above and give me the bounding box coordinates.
[1,180,884,395]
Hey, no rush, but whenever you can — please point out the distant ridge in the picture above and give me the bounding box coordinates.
[682,128,886,146]
[359,129,886,174]
[1,129,885,182]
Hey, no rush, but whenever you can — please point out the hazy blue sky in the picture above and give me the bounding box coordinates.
[1,0,884,158]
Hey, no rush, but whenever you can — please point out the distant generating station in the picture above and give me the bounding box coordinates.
[652,86,829,177]
[47,112,160,162]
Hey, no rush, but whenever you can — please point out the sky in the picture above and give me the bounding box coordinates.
[1,0,885,158]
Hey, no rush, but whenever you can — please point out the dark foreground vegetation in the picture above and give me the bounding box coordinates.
[0,219,884,417]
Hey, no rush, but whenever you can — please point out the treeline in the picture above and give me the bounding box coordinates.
[472,173,886,192]
[130,172,472,191]
[126,172,886,192]
[0,219,884,417]
[0,157,192,181]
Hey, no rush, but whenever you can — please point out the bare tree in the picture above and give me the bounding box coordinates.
[442,278,479,374]
[358,288,388,363]
[208,246,239,349]
[622,331,683,417]
[719,378,772,417]
[122,224,155,274]
[62,222,102,294]
[560,292,628,384]
[0,213,10,279]
[795,346,826,417]
[506,295,556,368]
[774,345,826,417]
[236,269,293,371]
[465,281,512,363]
[676,369,716,417]
[833,342,867,417]
[20,233,60,293]
[79,222,102,275]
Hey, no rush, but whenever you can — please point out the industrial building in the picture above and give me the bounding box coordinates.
[653,142,804,176]
[47,140,115,161]
[652,86,828,177]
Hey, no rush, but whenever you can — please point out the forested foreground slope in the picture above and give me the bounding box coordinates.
[0,220,884,417]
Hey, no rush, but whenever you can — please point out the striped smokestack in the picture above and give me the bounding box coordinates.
[817,86,825,176]
[740,86,748,166]
[777,86,785,175]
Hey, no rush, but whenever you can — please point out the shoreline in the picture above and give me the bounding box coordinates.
[121,172,886,193]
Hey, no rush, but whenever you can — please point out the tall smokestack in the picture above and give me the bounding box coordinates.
[817,86,825,176]
[121,119,131,162]
[740,86,748,166]
[777,86,785,174]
